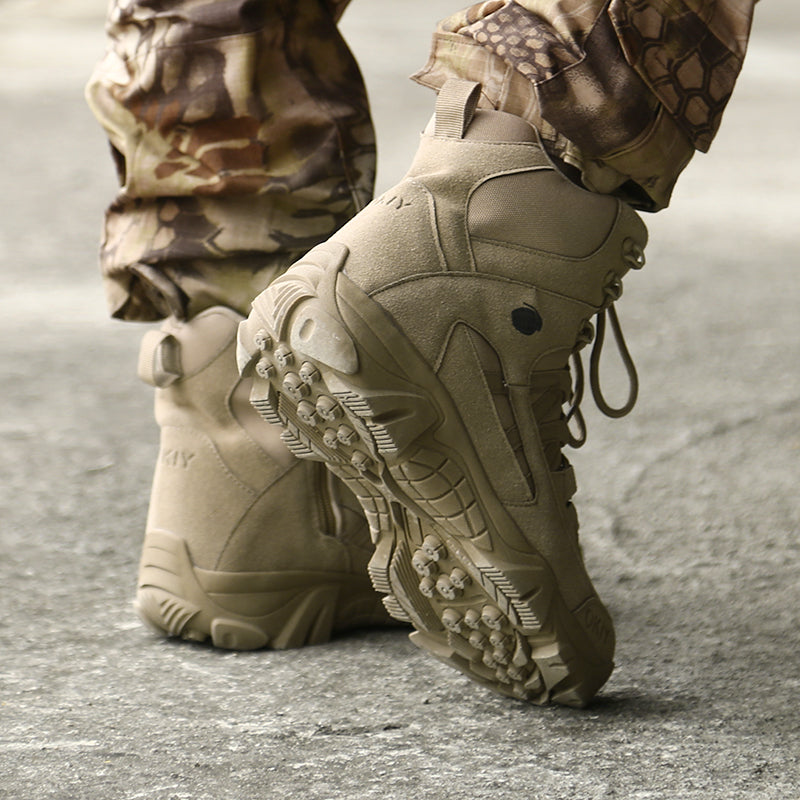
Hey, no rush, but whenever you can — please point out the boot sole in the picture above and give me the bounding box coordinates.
[135,529,386,650]
[238,249,614,705]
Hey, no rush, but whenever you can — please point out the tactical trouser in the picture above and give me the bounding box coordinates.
[86,0,757,322]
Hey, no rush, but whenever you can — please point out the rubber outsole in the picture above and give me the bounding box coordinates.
[135,529,386,650]
[237,250,614,706]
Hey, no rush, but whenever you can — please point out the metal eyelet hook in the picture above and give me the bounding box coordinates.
[576,319,595,350]
[603,274,623,304]
[623,238,646,270]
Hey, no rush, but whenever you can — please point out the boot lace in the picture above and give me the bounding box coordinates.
[534,252,644,471]
[565,294,639,448]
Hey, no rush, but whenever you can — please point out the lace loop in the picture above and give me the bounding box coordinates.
[565,352,587,448]
[536,271,640,455]
[565,277,639,447]
[588,305,639,419]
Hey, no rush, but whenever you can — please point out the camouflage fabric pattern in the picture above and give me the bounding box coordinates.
[86,0,373,320]
[413,0,757,211]
[88,0,756,320]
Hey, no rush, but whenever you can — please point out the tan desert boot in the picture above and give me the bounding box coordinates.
[238,80,647,703]
[135,305,391,650]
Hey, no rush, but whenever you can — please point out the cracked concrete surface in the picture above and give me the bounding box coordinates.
[1,2,799,799]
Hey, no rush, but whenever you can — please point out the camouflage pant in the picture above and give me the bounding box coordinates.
[86,0,757,321]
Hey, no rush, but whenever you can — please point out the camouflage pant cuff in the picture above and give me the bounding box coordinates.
[87,0,375,321]
[412,31,563,153]
[413,29,693,212]
[99,189,362,320]
[579,105,694,210]
[107,253,301,322]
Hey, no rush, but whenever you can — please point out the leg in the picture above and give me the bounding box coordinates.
[414,0,757,210]
[86,0,375,321]
[86,0,394,649]
[238,0,757,699]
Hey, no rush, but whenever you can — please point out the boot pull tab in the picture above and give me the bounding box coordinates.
[434,79,482,139]
[138,330,182,388]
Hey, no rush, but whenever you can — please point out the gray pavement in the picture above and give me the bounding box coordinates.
[1,2,799,798]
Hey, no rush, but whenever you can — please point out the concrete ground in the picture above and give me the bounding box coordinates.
[1,2,798,798]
